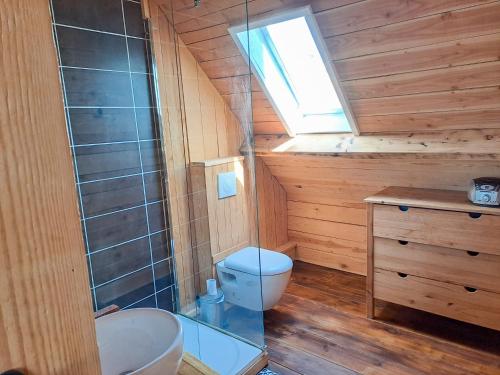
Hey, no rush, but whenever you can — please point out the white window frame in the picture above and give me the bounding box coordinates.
[228,6,359,136]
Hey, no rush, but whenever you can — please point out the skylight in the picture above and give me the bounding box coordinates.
[230,7,355,135]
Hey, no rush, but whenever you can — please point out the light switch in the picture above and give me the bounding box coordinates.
[218,171,237,199]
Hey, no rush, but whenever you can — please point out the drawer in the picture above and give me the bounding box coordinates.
[373,204,500,256]
[374,237,500,294]
[374,268,500,331]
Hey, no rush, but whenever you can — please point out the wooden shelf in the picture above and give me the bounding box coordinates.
[247,130,500,160]
[191,156,245,167]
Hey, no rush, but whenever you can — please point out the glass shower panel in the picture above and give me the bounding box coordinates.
[149,0,265,351]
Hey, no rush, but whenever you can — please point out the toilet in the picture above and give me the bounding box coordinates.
[216,246,293,311]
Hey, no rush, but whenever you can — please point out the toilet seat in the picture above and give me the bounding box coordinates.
[223,247,293,276]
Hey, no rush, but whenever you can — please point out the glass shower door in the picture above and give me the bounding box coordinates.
[148,0,265,373]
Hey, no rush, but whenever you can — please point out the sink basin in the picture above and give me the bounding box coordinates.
[96,308,183,375]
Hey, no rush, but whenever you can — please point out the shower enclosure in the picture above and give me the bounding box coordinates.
[51,0,266,372]
[148,0,267,372]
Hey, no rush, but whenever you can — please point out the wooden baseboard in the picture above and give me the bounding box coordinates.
[275,241,297,260]
[295,247,367,276]
[179,353,218,375]
[240,351,269,375]
[178,351,268,375]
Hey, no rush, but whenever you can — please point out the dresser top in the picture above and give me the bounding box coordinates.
[365,186,500,216]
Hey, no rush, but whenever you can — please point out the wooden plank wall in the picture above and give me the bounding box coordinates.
[261,155,500,275]
[161,0,500,135]
[150,0,261,307]
[150,2,195,309]
[190,157,250,267]
[177,35,245,162]
[255,157,288,249]
[0,1,101,373]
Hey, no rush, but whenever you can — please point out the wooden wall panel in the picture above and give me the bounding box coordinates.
[325,2,500,59]
[163,0,500,135]
[255,157,288,249]
[178,42,245,162]
[0,1,100,373]
[150,2,196,309]
[150,0,254,307]
[316,0,492,36]
[351,87,500,116]
[190,157,250,265]
[261,154,500,276]
[343,61,500,100]
[335,33,500,80]
[357,109,500,133]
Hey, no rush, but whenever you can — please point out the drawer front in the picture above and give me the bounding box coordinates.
[374,237,500,294]
[374,268,500,331]
[373,204,500,256]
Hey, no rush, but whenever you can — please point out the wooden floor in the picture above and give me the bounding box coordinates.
[264,261,500,375]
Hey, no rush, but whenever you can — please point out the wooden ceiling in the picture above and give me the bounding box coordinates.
[164,0,500,135]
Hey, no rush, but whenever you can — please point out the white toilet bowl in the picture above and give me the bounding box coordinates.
[216,247,293,311]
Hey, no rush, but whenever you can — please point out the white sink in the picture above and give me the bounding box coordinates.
[96,308,183,375]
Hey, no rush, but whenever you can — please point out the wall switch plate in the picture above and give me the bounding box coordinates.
[218,171,237,199]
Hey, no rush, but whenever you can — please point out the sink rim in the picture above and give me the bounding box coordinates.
[96,307,183,374]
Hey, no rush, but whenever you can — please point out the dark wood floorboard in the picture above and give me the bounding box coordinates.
[264,261,500,375]
[267,361,301,375]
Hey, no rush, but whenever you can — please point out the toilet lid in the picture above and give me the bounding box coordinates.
[224,247,293,276]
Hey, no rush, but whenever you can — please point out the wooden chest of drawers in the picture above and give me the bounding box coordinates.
[365,187,500,331]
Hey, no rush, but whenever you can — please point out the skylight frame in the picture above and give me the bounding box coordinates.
[228,6,359,136]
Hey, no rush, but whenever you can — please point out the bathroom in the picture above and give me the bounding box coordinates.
[2,0,500,374]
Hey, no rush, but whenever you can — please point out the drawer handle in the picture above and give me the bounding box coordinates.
[468,212,482,219]
[398,240,409,245]
[397,272,408,278]
[466,251,479,257]
[398,205,409,212]
[464,286,477,293]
